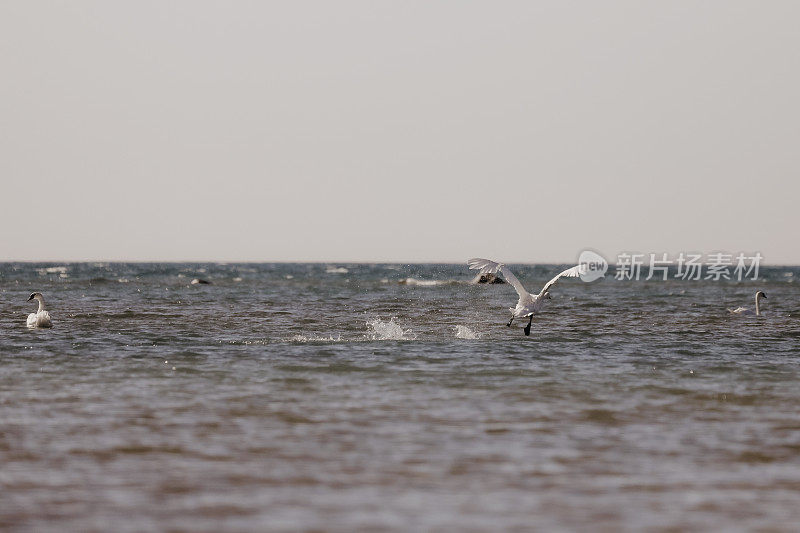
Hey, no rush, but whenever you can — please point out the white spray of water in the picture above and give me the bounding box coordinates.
[454,325,481,339]
[366,318,416,340]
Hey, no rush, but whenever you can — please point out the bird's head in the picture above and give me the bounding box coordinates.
[28,292,41,301]
[756,291,767,300]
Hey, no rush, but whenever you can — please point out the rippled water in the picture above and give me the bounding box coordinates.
[2,263,800,531]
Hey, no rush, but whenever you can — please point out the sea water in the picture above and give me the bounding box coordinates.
[1,263,799,531]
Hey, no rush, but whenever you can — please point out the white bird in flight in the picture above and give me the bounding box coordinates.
[468,258,586,336]
[728,290,767,316]
[26,292,53,328]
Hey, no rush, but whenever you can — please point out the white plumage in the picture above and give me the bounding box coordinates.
[468,258,585,336]
[728,291,767,316]
[26,292,52,328]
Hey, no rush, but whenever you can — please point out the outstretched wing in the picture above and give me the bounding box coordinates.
[467,258,528,299]
[537,264,586,298]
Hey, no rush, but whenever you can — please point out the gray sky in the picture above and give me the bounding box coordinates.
[2,1,798,263]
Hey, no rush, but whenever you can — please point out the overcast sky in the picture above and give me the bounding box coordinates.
[2,1,798,263]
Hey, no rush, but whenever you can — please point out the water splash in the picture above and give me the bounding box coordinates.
[366,318,416,340]
[454,325,481,339]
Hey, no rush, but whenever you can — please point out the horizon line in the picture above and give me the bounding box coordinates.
[1,259,798,267]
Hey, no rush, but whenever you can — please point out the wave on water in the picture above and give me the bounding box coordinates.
[37,266,69,278]
[399,278,449,287]
[227,339,270,346]
[454,325,481,339]
[366,318,417,340]
[326,267,349,274]
[289,334,343,343]
[37,266,68,275]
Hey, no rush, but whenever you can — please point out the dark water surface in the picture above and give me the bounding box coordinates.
[2,263,800,531]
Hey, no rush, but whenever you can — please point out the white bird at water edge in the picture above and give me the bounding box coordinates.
[26,292,52,328]
[728,291,767,316]
[468,258,586,336]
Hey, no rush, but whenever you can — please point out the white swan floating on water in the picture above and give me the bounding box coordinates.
[468,258,586,336]
[26,292,52,328]
[728,291,767,316]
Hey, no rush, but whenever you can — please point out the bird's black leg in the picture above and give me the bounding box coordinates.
[507,317,514,327]
[523,315,533,336]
